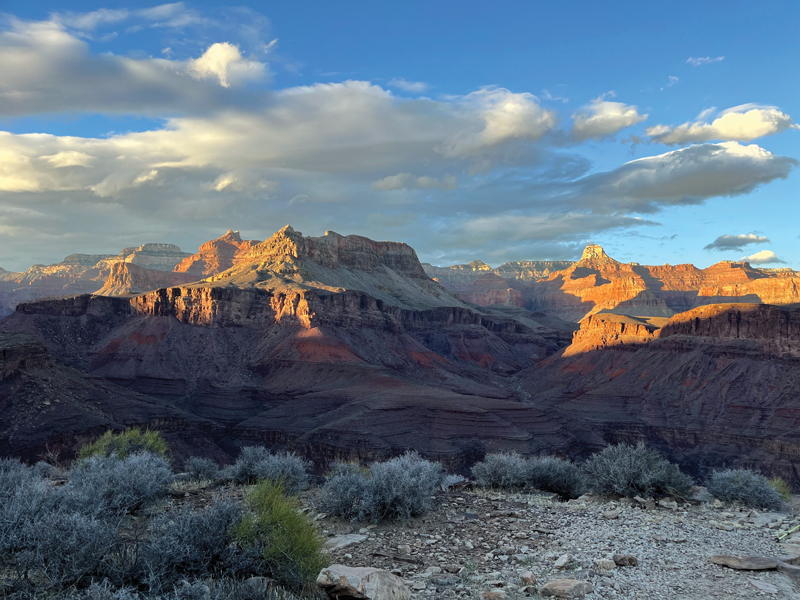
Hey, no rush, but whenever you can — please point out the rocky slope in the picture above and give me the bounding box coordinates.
[523,303,800,482]
[0,226,580,466]
[433,245,800,322]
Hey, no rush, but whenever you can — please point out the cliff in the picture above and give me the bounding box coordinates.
[444,245,799,322]
[97,262,200,296]
[174,229,260,277]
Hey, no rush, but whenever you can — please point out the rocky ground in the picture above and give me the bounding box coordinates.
[304,487,800,599]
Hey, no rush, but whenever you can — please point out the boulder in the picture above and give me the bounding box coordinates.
[613,554,638,567]
[324,534,368,550]
[317,564,410,600]
[540,579,594,599]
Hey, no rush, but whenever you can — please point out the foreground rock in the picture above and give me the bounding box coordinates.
[710,555,779,570]
[539,579,594,598]
[317,564,410,600]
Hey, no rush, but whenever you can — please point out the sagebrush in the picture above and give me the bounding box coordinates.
[582,442,693,498]
[321,452,442,522]
[183,456,220,482]
[471,452,528,488]
[231,447,310,493]
[708,468,784,510]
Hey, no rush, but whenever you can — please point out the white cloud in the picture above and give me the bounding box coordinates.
[571,95,647,141]
[660,75,679,91]
[704,233,771,251]
[387,78,429,93]
[187,42,265,88]
[687,56,724,67]
[741,250,787,265]
[371,173,456,191]
[440,87,557,157]
[40,151,94,168]
[647,105,797,145]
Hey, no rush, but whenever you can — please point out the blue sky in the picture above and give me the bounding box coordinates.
[0,0,797,270]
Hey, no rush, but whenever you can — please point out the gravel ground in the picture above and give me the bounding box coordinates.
[308,488,800,599]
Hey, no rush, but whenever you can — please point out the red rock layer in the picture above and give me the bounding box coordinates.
[173,229,260,277]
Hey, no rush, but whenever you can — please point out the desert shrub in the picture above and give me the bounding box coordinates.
[232,480,326,592]
[0,458,38,499]
[82,581,140,600]
[0,478,56,555]
[16,510,116,587]
[320,462,370,521]
[183,457,220,482]
[582,442,694,498]
[33,461,62,480]
[65,452,173,515]
[707,468,784,510]
[231,447,310,493]
[142,498,241,587]
[770,477,793,501]
[322,452,442,523]
[78,428,169,460]
[527,456,586,499]
[471,452,529,488]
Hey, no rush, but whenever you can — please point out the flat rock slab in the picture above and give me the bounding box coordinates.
[777,561,800,582]
[710,555,778,570]
[749,580,779,594]
[540,579,594,599]
[325,534,368,550]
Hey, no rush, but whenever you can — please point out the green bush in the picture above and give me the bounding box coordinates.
[770,477,793,501]
[582,442,693,498]
[78,428,169,460]
[232,480,326,592]
[708,468,784,510]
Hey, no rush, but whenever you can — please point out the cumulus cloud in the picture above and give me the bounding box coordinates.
[371,173,456,191]
[647,105,797,145]
[687,56,724,66]
[387,78,429,93]
[40,151,94,168]
[704,233,771,251]
[187,42,265,87]
[0,18,268,116]
[440,87,557,157]
[570,95,647,141]
[741,250,787,265]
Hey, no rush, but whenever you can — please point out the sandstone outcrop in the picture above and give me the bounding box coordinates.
[97,262,200,296]
[1,226,580,467]
[434,245,800,322]
[174,229,260,277]
[524,302,800,483]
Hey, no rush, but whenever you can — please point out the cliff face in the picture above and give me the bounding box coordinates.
[1,333,49,381]
[97,263,200,296]
[523,302,800,482]
[440,245,800,322]
[174,230,260,277]
[0,227,581,466]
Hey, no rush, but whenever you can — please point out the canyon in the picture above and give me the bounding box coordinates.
[1,227,799,483]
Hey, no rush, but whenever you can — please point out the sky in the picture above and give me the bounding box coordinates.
[0,1,797,271]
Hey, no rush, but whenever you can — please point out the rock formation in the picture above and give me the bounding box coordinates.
[0,226,579,467]
[432,245,800,322]
[174,229,260,277]
[524,303,800,482]
[97,262,200,296]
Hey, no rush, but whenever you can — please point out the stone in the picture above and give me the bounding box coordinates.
[396,544,412,554]
[243,577,272,595]
[710,555,778,570]
[481,591,507,600]
[594,558,616,571]
[658,498,678,510]
[603,510,619,520]
[539,580,594,599]
[749,580,779,594]
[325,534,368,550]
[317,564,411,600]
[519,571,536,586]
[777,561,800,582]
[613,554,638,567]
[554,553,572,569]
